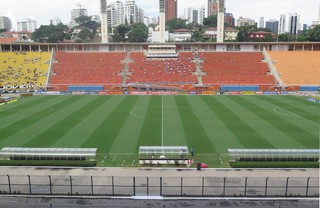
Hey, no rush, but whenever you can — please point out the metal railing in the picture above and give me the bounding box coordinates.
[0,175,318,198]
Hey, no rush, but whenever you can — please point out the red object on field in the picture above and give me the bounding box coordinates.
[201,163,208,168]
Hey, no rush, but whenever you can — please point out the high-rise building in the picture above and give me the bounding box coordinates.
[278,14,286,34]
[266,19,279,34]
[184,6,205,25]
[225,13,235,27]
[237,17,255,27]
[0,16,12,31]
[165,0,177,21]
[288,13,300,34]
[302,24,308,31]
[208,0,218,16]
[123,1,143,24]
[17,19,37,32]
[101,0,108,43]
[259,17,264,28]
[70,5,87,28]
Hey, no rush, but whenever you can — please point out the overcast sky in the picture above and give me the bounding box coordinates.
[1,0,319,30]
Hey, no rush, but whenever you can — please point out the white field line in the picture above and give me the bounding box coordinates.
[270,104,320,127]
[162,95,164,147]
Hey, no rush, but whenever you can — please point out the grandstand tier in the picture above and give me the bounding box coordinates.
[199,52,276,86]
[50,52,126,86]
[269,51,320,86]
[128,52,198,85]
[0,52,50,88]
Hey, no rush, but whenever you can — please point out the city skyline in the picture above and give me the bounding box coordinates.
[0,0,319,30]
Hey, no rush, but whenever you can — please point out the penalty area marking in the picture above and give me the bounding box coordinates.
[271,105,319,127]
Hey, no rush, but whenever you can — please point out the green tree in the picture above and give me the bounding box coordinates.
[236,25,256,42]
[112,24,130,42]
[305,25,320,42]
[75,15,99,35]
[128,22,148,42]
[78,28,94,41]
[203,15,217,28]
[0,28,7,33]
[166,18,187,33]
[31,23,70,43]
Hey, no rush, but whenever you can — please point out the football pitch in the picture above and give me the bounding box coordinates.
[0,95,319,167]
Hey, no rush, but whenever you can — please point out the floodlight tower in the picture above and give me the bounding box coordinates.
[159,0,166,43]
[217,0,225,43]
[101,0,109,43]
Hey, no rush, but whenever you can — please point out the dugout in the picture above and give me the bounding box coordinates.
[139,146,189,165]
[0,147,97,162]
[228,149,320,162]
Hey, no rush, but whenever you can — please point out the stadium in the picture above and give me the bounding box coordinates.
[0,0,320,207]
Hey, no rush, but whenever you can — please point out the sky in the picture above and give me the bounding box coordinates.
[1,0,319,30]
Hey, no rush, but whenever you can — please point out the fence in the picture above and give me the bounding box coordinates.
[0,175,318,198]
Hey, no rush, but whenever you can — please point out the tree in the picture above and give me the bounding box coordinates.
[128,23,148,42]
[75,15,99,35]
[31,23,70,43]
[203,15,217,28]
[112,24,130,42]
[305,25,320,42]
[236,25,256,42]
[0,29,7,33]
[166,18,187,33]
[78,28,94,41]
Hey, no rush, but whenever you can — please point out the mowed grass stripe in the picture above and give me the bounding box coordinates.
[137,96,162,147]
[0,96,56,117]
[0,96,82,143]
[24,96,108,147]
[82,96,139,153]
[238,96,318,148]
[201,96,274,149]
[260,96,319,124]
[280,95,320,112]
[109,96,152,153]
[175,96,216,154]
[162,96,188,146]
[0,96,66,129]
[52,96,118,148]
[187,96,244,152]
[227,96,309,149]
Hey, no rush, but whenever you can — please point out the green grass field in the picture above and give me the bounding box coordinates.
[0,95,319,167]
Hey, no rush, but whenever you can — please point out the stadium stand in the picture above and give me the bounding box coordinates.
[199,52,276,86]
[0,51,50,88]
[268,51,320,86]
[128,52,198,84]
[50,52,126,86]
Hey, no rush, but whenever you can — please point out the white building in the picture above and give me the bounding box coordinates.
[123,1,138,24]
[278,14,286,34]
[108,0,124,26]
[288,13,300,34]
[237,17,256,27]
[184,6,205,25]
[174,29,192,41]
[259,17,264,28]
[70,7,88,28]
[17,19,37,32]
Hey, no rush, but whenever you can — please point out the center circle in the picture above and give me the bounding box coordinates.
[130,106,195,120]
